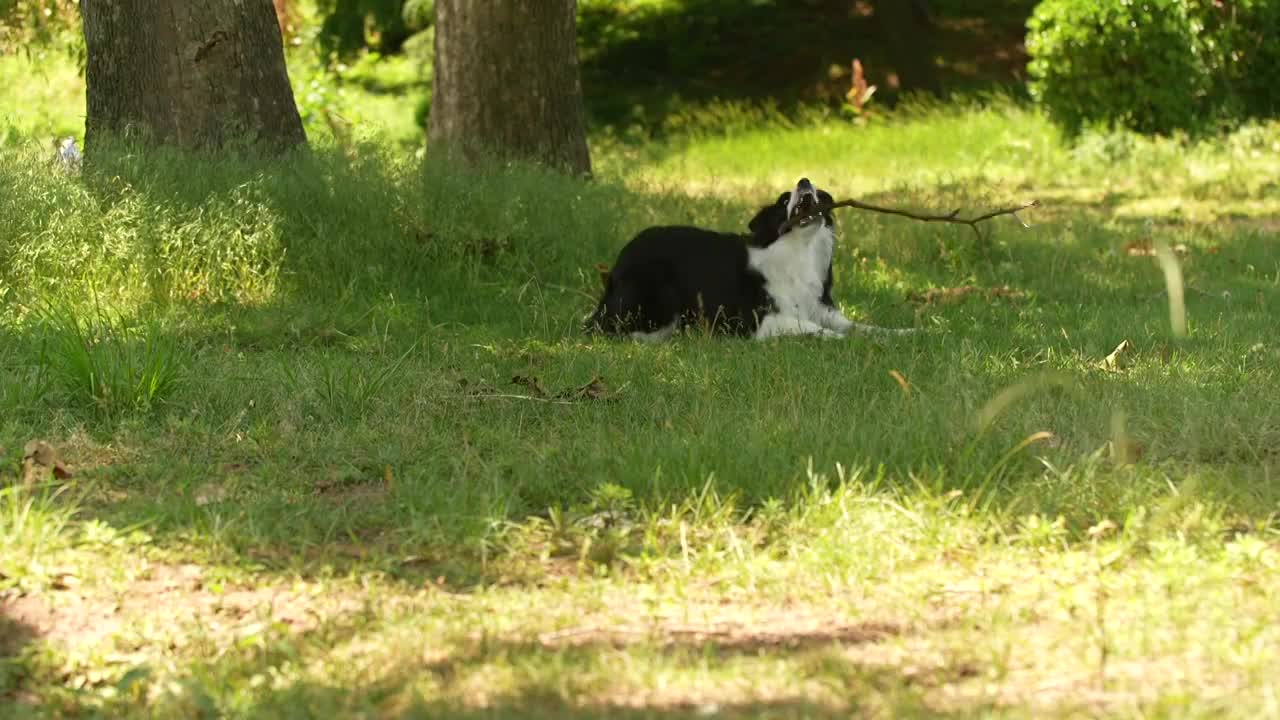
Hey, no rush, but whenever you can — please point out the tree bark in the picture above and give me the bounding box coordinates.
[81,0,306,152]
[428,0,591,175]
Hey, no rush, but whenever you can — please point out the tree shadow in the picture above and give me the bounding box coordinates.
[189,618,983,718]
[0,600,40,700]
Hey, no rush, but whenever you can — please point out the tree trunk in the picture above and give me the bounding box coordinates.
[81,0,306,152]
[876,0,942,96]
[428,0,591,175]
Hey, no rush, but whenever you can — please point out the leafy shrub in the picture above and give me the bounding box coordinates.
[315,0,411,57]
[1027,0,1280,136]
[401,0,433,30]
[1026,0,1210,135]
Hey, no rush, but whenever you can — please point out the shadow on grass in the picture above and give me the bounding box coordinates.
[0,604,39,697]
[191,623,973,719]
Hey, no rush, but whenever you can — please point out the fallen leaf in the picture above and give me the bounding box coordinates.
[1087,519,1117,539]
[559,375,610,401]
[21,440,72,487]
[194,482,230,507]
[1098,339,1133,372]
[1125,239,1155,256]
[52,572,80,591]
[888,369,911,395]
[1126,239,1188,257]
[511,374,549,398]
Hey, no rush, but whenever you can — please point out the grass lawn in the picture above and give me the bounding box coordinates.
[3,46,1280,718]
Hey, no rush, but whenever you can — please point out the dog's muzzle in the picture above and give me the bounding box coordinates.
[788,178,820,227]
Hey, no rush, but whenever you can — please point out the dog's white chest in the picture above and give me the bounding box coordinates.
[748,226,833,321]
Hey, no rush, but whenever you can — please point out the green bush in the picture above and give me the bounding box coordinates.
[1026,0,1210,135]
[1228,0,1280,119]
[1027,0,1280,136]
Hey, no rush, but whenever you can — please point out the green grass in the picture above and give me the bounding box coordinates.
[4,43,1280,718]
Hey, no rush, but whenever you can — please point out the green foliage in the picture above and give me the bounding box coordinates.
[0,0,78,47]
[1223,0,1280,119]
[401,0,433,30]
[315,0,411,57]
[1027,0,1280,136]
[1026,0,1209,135]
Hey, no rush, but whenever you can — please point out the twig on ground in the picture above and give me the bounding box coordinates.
[780,198,1040,239]
[458,393,580,405]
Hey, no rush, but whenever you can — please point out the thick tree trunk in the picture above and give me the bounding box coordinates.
[428,0,591,175]
[81,0,306,152]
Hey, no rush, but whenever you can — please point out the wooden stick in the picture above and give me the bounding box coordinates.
[779,198,1039,239]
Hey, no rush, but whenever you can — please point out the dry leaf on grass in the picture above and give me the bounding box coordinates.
[511,374,550,398]
[1125,239,1188,257]
[21,440,73,487]
[1098,340,1133,372]
[458,375,619,404]
[888,370,911,396]
[558,375,611,401]
[194,482,230,507]
[513,375,612,401]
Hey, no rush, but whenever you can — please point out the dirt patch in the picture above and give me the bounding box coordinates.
[537,615,902,652]
[1,562,361,652]
[0,604,38,658]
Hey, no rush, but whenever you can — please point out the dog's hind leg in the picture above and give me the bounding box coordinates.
[585,268,681,340]
[626,280,681,341]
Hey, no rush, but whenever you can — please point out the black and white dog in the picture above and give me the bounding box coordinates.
[586,178,894,341]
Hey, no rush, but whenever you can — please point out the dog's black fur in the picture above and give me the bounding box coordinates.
[585,180,839,339]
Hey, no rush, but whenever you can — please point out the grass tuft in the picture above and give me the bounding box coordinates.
[36,302,186,418]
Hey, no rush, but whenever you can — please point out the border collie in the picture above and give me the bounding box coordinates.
[586,178,886,341]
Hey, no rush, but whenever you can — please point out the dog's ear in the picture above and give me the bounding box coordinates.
[748,193,791,237]
[817,189,837,228]
[748,203,785,238]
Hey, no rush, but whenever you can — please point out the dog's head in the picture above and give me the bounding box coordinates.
[748,178,835,244]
